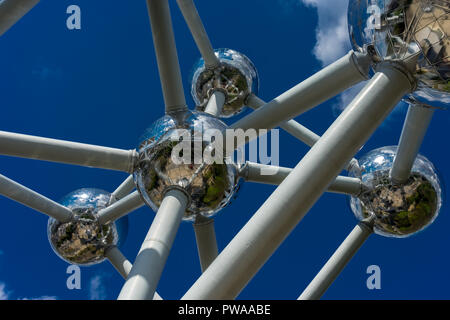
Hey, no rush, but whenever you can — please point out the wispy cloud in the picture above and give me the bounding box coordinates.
[284,0,407,118]
[89,275,107,300]
[0,281,57,300]
[21,296,57,300]
[0,283,10,300]
[300,0,351,66]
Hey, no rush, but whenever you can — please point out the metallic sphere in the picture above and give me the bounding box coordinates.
[47,188,120,265]
[349,146,442,238]
[348,0,450,108]
[191,48,259,118]
[134,110,238,221]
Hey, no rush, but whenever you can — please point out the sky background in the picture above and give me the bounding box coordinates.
[0,0,449,300]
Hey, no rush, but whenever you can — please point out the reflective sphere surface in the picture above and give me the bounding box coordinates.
[348,0,450,108]
[349,146,442,238]
[47,188,120,265]
[134,110,238,221]
[191,48,259,117]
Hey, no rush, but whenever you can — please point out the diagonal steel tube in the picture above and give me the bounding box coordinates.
[0,173,72,222]
[105,246,163,300]
[229,50,371,149]
[146,0,187,113]
[246,94,320,147]
[193,215,219,272]
[182,62,414,299]
[0,130,137,172]
[176,0,219,68]
[105,246,133,279]
[0,0,39,36]
[111,175,136,203]
[245,94,364,171]
[118,189,188,300]
[298,221,373,300]
[390,103,434,184]
[96,191,144,225]
[240,162,365,196]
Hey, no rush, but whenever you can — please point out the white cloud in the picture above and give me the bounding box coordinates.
[0,281,57,300]
[301,0,351,66]
[0,283,10,300]
[21,296,57,300]
[299,0,408,117]
[89,275,107,300]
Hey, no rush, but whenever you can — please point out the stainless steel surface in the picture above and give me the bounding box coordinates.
[134,110,238,220]
[348,0,450,108]
[47,189,120,265]
[182,63,414,300]
[192,48,259,118]
[349,146,442,238]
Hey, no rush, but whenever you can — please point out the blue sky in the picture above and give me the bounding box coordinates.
[0,0,449,300]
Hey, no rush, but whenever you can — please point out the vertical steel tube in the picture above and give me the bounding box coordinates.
[105,246,163,300]
[96,191,144,225]
[176,0,219,68]
[204,90,226,116]
[193,216,219,272]
[230,51,371,143]
[147,0,187,113]
[0,0,39,36]
[118,189,188,300]
[0,173,72,222]
[298,222,373,300]
[182,63,414,300]
[390,103,434,184]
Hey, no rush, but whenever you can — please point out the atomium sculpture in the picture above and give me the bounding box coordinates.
[0,0,448,300]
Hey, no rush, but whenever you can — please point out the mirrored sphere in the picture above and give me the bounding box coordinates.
[191,48,259,118]
[47,188,121,265]
[349,146,442,238]
[348,0,450,108]
[134,109,238,221]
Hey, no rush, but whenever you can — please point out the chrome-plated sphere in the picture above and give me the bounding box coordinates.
[134,110,238,221]
[47,188,120,265]
[348,0,450,108]
[191,48,259,118]
[349,146,442,238]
